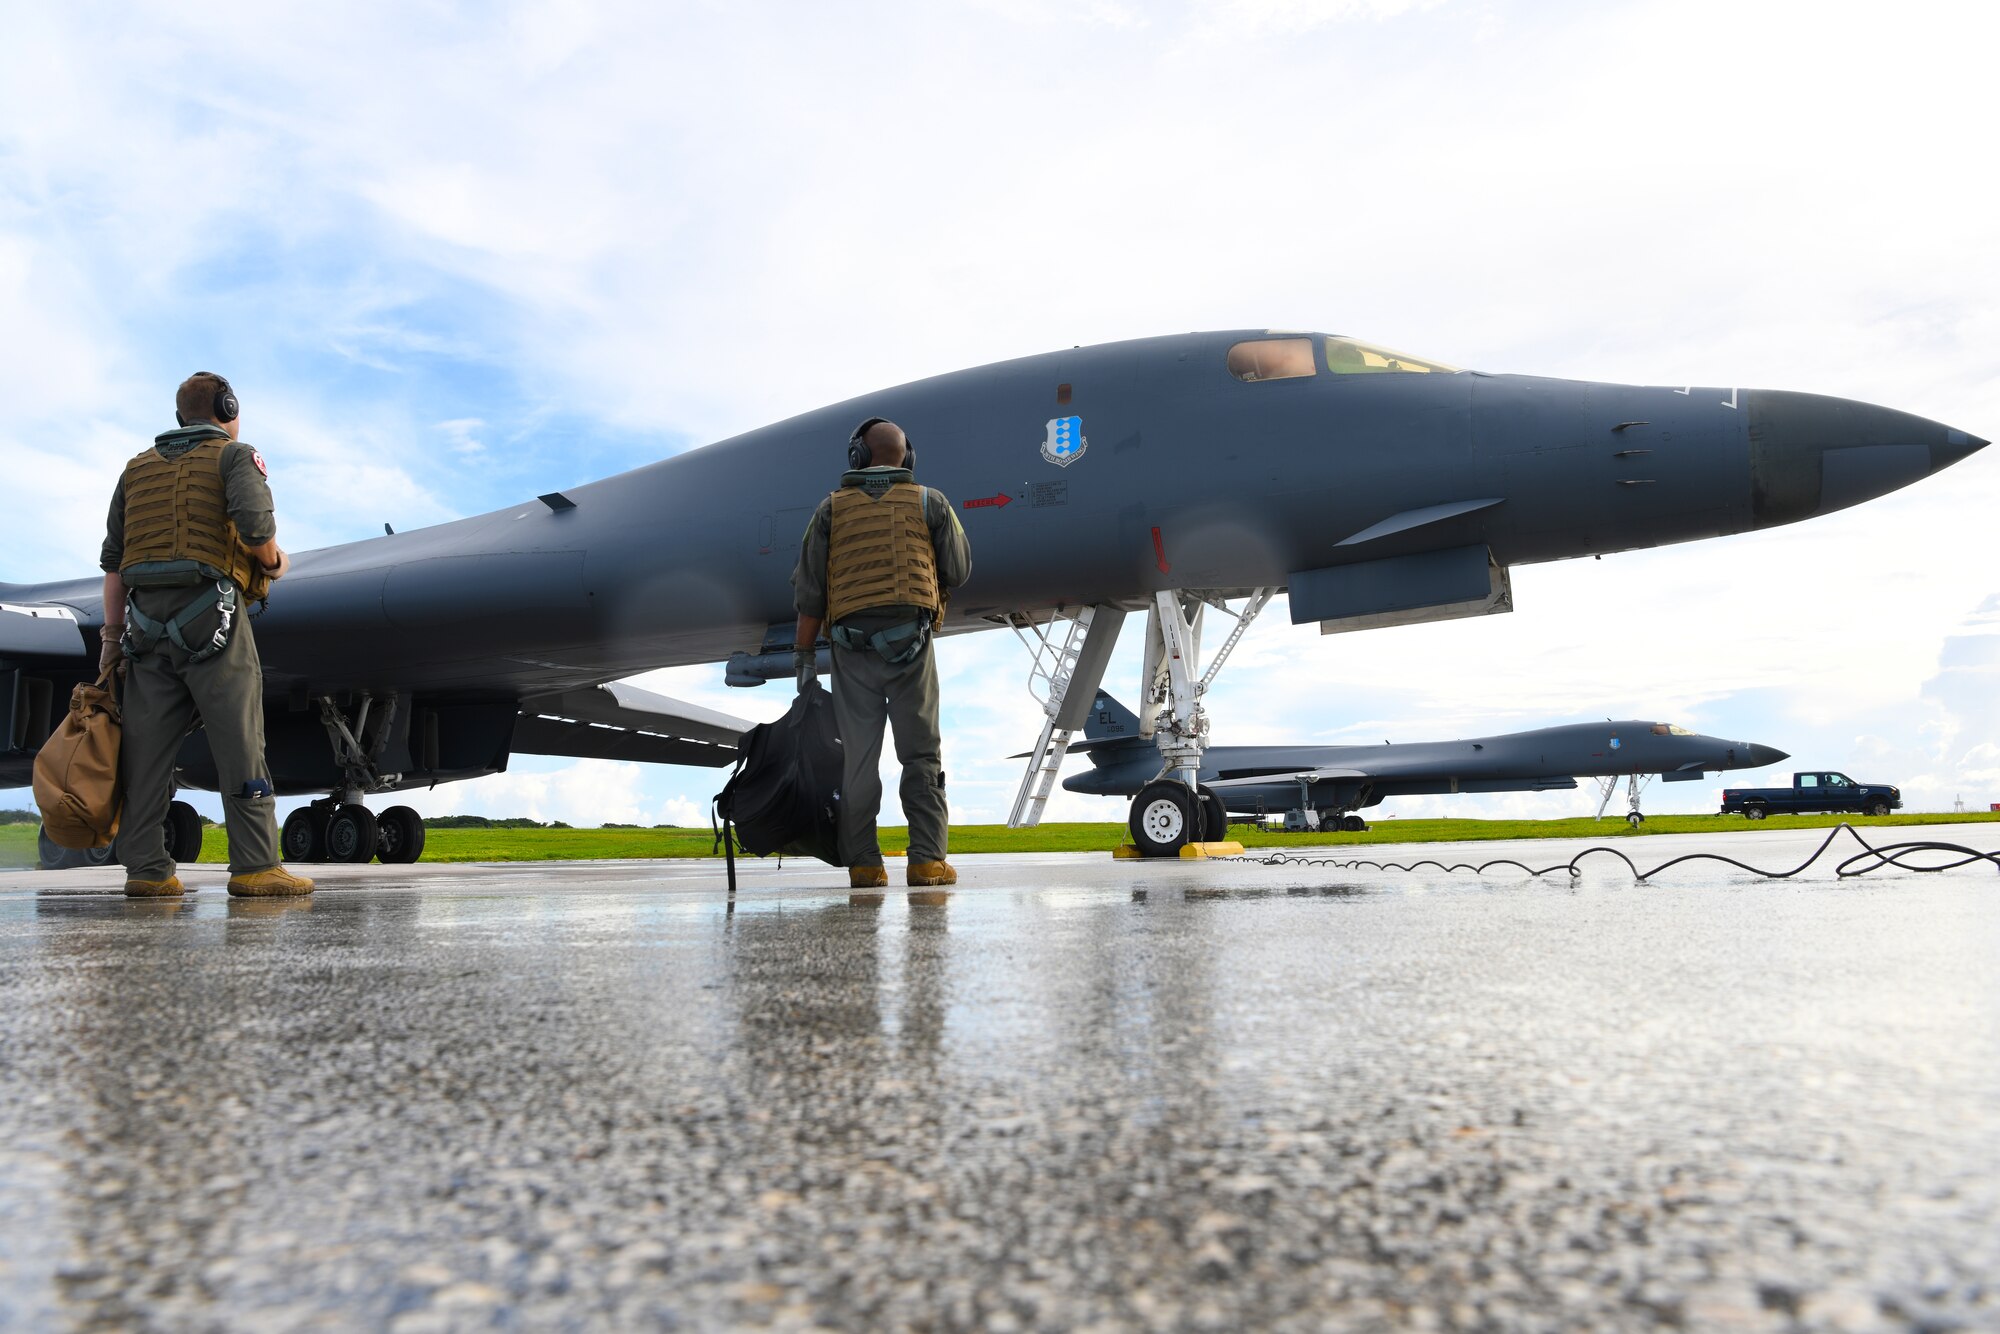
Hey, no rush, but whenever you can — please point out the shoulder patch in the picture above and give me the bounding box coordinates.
[251,449,268,478]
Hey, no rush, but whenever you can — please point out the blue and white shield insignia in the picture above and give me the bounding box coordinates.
[1041,415,1086,467]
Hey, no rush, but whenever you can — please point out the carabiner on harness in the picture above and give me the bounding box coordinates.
[124,581,238,665]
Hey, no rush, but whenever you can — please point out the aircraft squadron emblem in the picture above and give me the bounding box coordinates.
[1041,416,1086,467]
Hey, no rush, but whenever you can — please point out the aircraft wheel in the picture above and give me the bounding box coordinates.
[1341,815,1369,833]
[1866,799,1891,818]
[1196,786,1228,841]
[1129,780,1197,857]
[1744,804,1767,820]
[1627,811,1645,828]
[282,806,330,862]
[165,800,205,864]
[325,804,379,863]
[376,806,426,864]
[35,826,107,870]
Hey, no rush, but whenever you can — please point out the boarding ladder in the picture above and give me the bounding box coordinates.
[1006,606,1099,828]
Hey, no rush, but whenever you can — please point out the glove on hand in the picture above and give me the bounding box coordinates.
[98,631,126,680]
[795,646,817,693]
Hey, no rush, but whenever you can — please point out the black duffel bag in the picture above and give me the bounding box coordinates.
[714,678,844,888]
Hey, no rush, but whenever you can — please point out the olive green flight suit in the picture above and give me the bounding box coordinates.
[792,467,973,867]
[100,425,281,880]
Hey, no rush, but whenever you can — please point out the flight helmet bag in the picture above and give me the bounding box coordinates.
[32,671,124,849]
[714,678,844,871]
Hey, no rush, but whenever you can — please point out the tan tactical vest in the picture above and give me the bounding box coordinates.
[826,482,944,623]
[119,439,262,595]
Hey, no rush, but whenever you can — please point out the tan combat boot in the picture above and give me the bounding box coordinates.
[124,875,185,898]
[227,865,316,898]
[907,860,957,887]
[849,865,889,890]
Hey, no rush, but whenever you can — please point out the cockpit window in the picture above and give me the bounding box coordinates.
[1226,338,1317,382]
[1325,336,1458,375]
[1651,723,1694,736]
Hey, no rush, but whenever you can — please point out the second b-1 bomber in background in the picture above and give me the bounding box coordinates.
[1054,692,1789,852]
[0,328,1986,863]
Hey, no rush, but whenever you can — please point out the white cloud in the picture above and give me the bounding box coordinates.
[419,758,654,827]
[436,418,487,457]
[658,796,706,828]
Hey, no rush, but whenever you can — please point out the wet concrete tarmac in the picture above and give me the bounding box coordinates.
[2,824,1996,1331]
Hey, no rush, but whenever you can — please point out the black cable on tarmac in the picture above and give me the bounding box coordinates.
[1246,823,2000,882]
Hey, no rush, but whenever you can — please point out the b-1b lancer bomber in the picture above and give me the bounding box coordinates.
[1056,693,1790,853]
[0,330,1985,863]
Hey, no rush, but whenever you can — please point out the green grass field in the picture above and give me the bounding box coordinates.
[8,810,1997,868]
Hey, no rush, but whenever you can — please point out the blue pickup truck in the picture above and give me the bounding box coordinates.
[1720,771,1902,819]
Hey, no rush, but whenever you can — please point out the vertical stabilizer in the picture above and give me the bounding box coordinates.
[1083,692,1144,743]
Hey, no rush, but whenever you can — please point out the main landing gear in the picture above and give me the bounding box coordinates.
[279,693,428,864]
[37,798,205,869]
[281,801,426,864]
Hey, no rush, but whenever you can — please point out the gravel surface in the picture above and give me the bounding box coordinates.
[2,829,1996,1331]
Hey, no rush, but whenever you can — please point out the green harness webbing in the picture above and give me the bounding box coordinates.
[829,616,929,665]
[124,581,237,665]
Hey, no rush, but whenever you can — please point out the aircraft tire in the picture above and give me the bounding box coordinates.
[326,805,379,864]
[1627,812,1645,828]
[165,801,205,864]
[1197,786,1228,841]
[1341,815,1369,833]
[36,826,114,870]
[1129,780,1197,857]
[376,806,426,864]
[282,806,329,863]
[1744,804,1767,820]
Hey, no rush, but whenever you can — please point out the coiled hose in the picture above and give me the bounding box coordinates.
[1248,822,2000,881]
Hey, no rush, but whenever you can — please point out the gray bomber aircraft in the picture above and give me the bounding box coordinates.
[0,330,1985,864]
[1056,692,1789,849]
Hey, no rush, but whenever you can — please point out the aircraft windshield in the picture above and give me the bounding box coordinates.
[1226,338,1317,382]
[1651,723,1693,736]
[1325,336,1458,375]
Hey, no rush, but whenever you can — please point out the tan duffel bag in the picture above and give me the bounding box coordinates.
[32,671,123,849]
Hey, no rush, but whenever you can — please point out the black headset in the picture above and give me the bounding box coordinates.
[176,371,240,427]
[847,416,914,471]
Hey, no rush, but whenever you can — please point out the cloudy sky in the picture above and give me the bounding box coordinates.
[4,0,1996,830]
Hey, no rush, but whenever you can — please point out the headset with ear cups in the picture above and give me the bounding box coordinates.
[847,416,914,472]
[176,372,240,427]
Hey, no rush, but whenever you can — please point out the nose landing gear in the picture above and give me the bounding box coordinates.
[1596,773,1652,828]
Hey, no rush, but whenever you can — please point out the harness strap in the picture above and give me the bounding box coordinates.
[829,616,929,665]
[125,582,238,665]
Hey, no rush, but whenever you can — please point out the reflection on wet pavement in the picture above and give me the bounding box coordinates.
[2,833,1996,1329]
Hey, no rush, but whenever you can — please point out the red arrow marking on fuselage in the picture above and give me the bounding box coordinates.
[963,493,1012,509]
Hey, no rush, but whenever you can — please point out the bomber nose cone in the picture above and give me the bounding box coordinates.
[1747,390,1987,528]
[1937,428,1989,469]
[1746,743,1789,768]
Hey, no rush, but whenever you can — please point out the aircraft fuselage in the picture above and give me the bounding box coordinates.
[11,330,1985,707]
